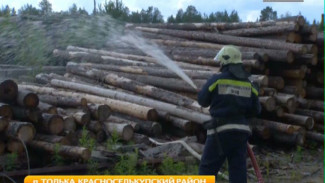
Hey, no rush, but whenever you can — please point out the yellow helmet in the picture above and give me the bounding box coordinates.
[214,45,242,66]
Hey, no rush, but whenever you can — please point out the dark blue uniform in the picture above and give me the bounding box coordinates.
[198,66,261,183]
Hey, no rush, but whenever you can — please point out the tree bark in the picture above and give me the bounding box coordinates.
[108,115,140,131]
[0,79,18,103]
[262,88,277,96]
[222,24,299,36]
[6,121,36,142]
[103,122,134,141]
[249,75,268,87]
[38,94,87,108]
[259,96,276,112]
[272,131,305,146]
[252,125,270,140]
[35,134,71,145]
[274,93,296,113]
[295,108,324,124]
[12,106,41,123]
[87,103,112,122]
[49,79,211,124]
[282,113,314,130]
[28,140,91,161]
[157,111,194,132]
[127,21,297,31]
[306,131,324,143]
[135,27,307,53]
[267,76,285,89]
[66,64,196,107]
[38,101,58,114]
[16,89,39,108]
[20,85,158,121]
[41,113,64,135]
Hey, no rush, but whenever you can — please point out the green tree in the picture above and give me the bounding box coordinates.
[18,4,40,15]
[69,4,78,15]
[229,10,240,22]
[183,5,202,22]
[167,15,176,23]
[11,8,16,16]
[259,6,277,21]
[129,11,141,23]
[175,9,184,23]
[103,0,129,21]
[39,0,52,15]
[0,5,11,17]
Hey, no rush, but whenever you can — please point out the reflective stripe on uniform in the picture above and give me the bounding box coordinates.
[207,124,251,135]
[208,79,258,96]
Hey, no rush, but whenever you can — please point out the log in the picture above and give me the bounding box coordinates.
[107,115,140,131]
[20,85,158,121]
[308,100,324,111]
[168,47,264,62]
[272,131,305,146]
[38,94,87,108]
[314,123,324,132]
[281,86,306,98]
[109,71,201,93]
[277,16,305,26]
[72,68,196,107]
[28,140,91,161]
[267,76,285,90]
[87,103,112,122]
[135,27,307,53]
[70,62,214,80]
[6,121,36,142]
[114,115,162,137]
[132,133,151,145]
[252,125,270,140]
[295,54,318,65]
[282,113,314,130]
[0,102,13,119]
[35,73,51,84]
[127,20,297,31]
[262,88,277,96]
[12,106,41,123]
[0,116,9,132]
[152,39,293,63]
[261,106,284,117]
[157,111,194,132]
[295,109,324,124]
[103,122,134,141]
[259,96,276,112]
[253,118,295,134]
[285,79,307,89]
[282,69,305,79]
[249,75,268,87]
[41,113,64,135]
[69,111,90,126]
[222,24,299,36]
[306,131,324,143]
[87,120,102,133]
[35,134,71,145]
[274,93,296,112]
[61,116,76,133]
[0,79,18,103]
[49,79,211,124]
[7,139,24,154]
[306,86,324,99]
[38,101,58,114]
[16,89,39,108]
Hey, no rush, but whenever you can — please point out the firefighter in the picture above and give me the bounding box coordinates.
[198,45,261,183]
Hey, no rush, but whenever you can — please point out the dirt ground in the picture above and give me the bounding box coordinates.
[216,144,324,183]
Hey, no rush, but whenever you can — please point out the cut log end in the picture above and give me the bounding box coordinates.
[151,122,162,136]
[18,125,36,142]
[49,116,65,135]
[97,105,112,122]
[305,118,315,130]
[147,109,158,121]
[0,79,18,103]
[0,103,13,119]
[122,124,134,141]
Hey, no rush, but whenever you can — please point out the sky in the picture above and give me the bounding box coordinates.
[1,0,324,22]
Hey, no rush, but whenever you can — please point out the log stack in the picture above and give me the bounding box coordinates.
[1,15,323,172]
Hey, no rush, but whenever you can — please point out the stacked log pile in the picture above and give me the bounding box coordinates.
[1,15,323,172]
